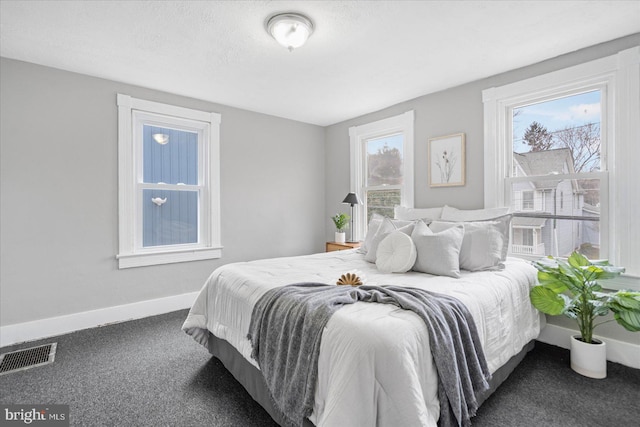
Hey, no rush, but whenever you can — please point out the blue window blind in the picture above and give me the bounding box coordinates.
[142,125,199,247]
[142,189,198,247]
[143,125,198,185]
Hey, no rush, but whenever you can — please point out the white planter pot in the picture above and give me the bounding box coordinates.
[570,335,607,379]
[334,232,346,243]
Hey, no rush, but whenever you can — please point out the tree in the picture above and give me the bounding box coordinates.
[555,122,601,206]
[367,144,403,220]
[522,121,553,151]
[518,121,602,206]
[553,122,600,173]
[367,144,402,186]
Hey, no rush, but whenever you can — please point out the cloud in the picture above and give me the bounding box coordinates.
[568,103,600,121]
[519,102,600,123]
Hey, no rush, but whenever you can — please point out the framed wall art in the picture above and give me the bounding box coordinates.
[428,133,465,187]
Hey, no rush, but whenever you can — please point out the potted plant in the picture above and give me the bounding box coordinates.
[331,213,350,244]
[530,251,640,378]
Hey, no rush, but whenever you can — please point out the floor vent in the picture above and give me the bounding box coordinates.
[0,343,57,375]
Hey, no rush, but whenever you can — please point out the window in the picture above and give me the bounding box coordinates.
[522,191,534,210]
[483,47,640,288]
[349,111,414,241]
[365,133,403,219]
[117,94,222,268]
[515,228,534,247]
[509,91,605,259]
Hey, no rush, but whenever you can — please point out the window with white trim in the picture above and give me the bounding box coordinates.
[349,111,414,241]
[522,191,534,211]
[483,47,640,288]
[117,94,222,268]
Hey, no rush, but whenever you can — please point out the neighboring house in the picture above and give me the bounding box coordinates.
[510,148,588,257]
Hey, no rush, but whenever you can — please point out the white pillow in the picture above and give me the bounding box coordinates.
[394,206,443,221]
[376,231,417,273]
[364,217,415,263]
[361,215,413,255]
[361,214,384,254]
[441,205,510,222]
[411,220,464,278]
[430,215,512,271]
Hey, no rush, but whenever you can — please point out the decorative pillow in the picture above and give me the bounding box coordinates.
[441,205,510,222]
[360,214,413,255]
[411,220,464,278]
[364,217,415,263]
[394,206,443,221]
[430,215,512,271]
[360,214,384,254]
[376,231,417,274]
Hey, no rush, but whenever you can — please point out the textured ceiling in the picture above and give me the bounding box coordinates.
[1,1,639,126]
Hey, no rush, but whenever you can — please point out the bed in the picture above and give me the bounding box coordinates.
[183,206,542,426]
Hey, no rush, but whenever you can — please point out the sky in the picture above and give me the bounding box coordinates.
[367,133,403,156]
[512,90,601,153]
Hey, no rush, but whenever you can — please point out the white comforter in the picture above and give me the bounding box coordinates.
[183,250,541,427]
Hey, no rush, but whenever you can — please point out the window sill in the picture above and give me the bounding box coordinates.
[509,253,640,291]
[117,246,223,269]
[600,274,640,292]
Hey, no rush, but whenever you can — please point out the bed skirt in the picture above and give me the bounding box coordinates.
[207,332,535,426]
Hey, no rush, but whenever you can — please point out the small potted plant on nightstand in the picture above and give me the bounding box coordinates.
[331,213,350,244]
[530,252,640,378]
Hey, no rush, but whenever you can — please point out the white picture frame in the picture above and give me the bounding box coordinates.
[428,133,465,187]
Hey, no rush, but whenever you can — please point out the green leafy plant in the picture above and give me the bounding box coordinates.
[530,252,640,344]
[331,213,350,233]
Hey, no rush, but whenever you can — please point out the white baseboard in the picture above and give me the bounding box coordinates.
[0,292,199,348]
[537,323,640,369]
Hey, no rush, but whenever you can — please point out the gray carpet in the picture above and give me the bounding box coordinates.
[1,309,638,426]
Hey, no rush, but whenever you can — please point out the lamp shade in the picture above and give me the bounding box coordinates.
[342,192,362,206]
[266,13,314,51]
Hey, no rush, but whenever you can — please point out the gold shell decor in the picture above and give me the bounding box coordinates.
[336,272,363,286]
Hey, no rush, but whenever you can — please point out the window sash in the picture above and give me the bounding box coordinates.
[363,152,405,223]
[506,171,606,259]
[364,132,404,187]
[133,111,210,251]
[513,212,600,222]
[134,111,207,185]
[141,188,199,248]
[142,125,199,186]
[138,186,203,249]
[365,186,402,223]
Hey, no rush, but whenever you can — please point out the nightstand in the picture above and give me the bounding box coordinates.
[326,241,361,252]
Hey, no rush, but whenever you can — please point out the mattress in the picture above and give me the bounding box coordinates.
[183,249,541,426]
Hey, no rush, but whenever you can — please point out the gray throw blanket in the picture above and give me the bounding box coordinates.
[247,283,491,427]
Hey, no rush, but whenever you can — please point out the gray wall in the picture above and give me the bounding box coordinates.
[324,34,640,344]
[0,58,325,326]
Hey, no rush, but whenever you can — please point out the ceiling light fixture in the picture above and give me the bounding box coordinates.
[266,12,314,52]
